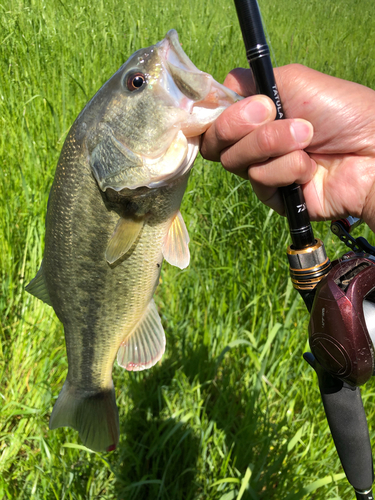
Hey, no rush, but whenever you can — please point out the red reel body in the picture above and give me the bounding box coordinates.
[309,252,375,386]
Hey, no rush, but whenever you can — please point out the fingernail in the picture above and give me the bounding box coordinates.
[290,119,313,144]
[242,99,272,124]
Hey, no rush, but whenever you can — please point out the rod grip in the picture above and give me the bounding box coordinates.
[304,353,374,493]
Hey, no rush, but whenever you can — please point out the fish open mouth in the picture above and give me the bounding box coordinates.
[89,30,241,193]
[161,30,241,137]
[164,29,203,76]
[144,34,241,188]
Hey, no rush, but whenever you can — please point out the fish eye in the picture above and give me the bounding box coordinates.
[125,72,146,91]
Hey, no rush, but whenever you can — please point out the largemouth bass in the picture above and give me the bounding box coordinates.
[26,29,239,452]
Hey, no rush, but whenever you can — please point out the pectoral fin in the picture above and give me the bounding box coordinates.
[25,261,52,306]
[162,210,190,269]
[105,217,144,265]
[117,299,165,371]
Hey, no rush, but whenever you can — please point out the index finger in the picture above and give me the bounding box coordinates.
[200,94,276,162]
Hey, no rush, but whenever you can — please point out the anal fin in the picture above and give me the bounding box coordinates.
[105,217,144,265]
[162,210,190,269]
[117,299,166,371]
[25,261,52,306]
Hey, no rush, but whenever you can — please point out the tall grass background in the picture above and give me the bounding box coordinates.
[1,0,375,498]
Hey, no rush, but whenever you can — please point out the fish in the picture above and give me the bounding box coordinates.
[26,29,240,452]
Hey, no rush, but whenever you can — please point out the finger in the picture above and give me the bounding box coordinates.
[248,150,317,211]
[223,68,256,96]
[251,185,286,216]
[201,95,276,162]
[220,119,314,177]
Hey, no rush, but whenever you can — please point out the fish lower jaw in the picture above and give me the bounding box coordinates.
[181,104,234,137]
[147,135,199,189]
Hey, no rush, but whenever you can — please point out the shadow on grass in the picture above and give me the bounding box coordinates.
[113,353,201,500]
[111,336,297,500]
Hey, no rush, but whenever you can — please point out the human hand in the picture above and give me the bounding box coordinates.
[201,64,375,232]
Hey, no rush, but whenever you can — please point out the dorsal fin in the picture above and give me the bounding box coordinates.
[117,299,165,371]
[162,210,190,269]
[25,261,52,306]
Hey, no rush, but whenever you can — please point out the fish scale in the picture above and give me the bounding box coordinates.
[26,29,240,451]
[46,130,182,385]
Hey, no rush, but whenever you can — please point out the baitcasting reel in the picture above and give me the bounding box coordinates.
[305,218,375,499]
[309,250,375,387]
[288,217,375,498]
[309,218,375,388]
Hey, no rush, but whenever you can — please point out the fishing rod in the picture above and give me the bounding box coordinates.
[232,0,374,498]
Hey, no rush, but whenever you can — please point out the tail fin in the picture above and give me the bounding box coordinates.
[49,380,119,452]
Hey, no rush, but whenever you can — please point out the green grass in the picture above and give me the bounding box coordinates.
[1,0,375,498]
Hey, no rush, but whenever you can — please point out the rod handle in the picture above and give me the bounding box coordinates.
[304,352,374,494]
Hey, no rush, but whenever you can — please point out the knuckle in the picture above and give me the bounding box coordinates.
[220,147,235,172]
[214,113,233,145]
[290,150,309,178]
[247,163,265,184]
[200,138,213,161]
[256,123,277,153]
[247,168,258,184]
